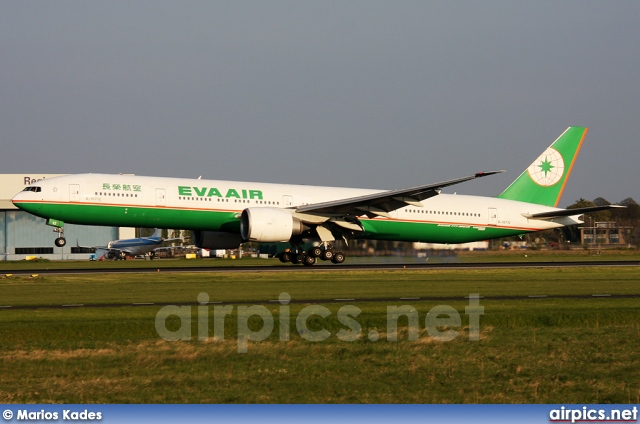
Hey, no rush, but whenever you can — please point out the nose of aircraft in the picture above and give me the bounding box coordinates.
[11,190,43,214]
[11,190,27,205]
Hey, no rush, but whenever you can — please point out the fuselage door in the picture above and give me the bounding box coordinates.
[488,208,498,225]
[69,184,80,202]
[282,195,293,207]
[156,188,166,206]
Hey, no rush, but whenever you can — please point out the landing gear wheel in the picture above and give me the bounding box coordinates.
[321,249,334,261]
[309,247,323,258]
[279,251,292,263]
[303,255,317,266]
[291,253,304,265]
[119,251,127,261]
[331,251,345,264]
[54,237,66,247]
[149,252,155,260]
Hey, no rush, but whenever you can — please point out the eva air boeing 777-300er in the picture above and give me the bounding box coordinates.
[12,127,621,265]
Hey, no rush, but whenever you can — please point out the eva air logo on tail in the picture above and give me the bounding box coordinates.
[498,127,586,207]
[527,147,565,186]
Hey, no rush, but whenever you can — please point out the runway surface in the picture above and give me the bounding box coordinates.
[1,260,639,275]
[1,260,638,311]
[0,261,640,311]
[1,292,638,311]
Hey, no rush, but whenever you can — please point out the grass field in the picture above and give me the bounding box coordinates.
[0,266,638,403]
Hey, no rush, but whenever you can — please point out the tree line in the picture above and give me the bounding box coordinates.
[561,197,640,246]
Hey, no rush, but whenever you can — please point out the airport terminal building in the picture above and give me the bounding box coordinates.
[1,174,134,261]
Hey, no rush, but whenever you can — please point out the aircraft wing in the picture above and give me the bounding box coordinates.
[295,171,505,218]
[76,240,107,251]
[76,241,134,256]
[110,248,134,255]
[94,246,134,255]
[523,205,625,220]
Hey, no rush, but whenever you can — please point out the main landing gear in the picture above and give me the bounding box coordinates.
[106,251,127,261]
[278,245,346,266]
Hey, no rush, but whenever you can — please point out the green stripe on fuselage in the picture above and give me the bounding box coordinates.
[14,202,240,232]
[15,202,524,243]
[359,219,523,243]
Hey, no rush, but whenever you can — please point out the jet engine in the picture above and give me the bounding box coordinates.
[240,208,306,242]
[192,230,243,249]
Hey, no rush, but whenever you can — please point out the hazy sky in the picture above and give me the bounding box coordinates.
[1,1,638,206]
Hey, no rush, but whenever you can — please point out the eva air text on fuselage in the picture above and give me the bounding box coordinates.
[178,186,264,200]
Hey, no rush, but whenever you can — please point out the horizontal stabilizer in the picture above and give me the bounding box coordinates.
[523,205,625,220]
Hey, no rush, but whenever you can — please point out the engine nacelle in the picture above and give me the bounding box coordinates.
[240,208,306,242]
[192,230,242,249]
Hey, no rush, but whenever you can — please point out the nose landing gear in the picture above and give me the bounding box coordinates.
[53,227,66,247]
[47,219,67,248]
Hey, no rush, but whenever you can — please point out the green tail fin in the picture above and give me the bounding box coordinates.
[497,127,587,207]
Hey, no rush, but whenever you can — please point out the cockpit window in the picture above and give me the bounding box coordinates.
[22,186,41,192]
